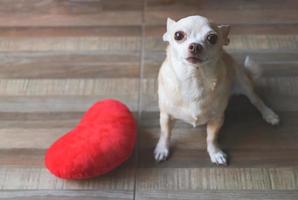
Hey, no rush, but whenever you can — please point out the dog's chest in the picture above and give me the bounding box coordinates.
[172,71,230,126]
[158,57,232,126]
[183,80,219,120]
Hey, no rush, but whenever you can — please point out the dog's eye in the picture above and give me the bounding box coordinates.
[174,31,185,41]
[207,34,218,45]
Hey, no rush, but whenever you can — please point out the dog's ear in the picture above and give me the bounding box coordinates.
[163,18,176,42]
[218,25,230,45]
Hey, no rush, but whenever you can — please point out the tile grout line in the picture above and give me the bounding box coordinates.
[137,0,145,120]
[134,0,146,199]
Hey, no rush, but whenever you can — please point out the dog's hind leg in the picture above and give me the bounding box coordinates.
[234,59,280,125]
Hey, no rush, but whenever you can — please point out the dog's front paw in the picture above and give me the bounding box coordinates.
[262,109,280,125]
[154,142,169,162]
[209,150,228,166]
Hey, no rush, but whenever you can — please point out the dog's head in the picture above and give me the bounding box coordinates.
[163,15,230,65]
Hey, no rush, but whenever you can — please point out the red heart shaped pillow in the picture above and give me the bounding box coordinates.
[45,99,136,179]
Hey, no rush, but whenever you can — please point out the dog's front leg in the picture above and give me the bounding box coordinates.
[207,116,228,165]
[154,112,174,161]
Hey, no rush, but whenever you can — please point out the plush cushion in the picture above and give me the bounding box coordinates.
[45,99,136,179]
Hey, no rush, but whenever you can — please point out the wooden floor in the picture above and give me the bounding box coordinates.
[0,0,298,199]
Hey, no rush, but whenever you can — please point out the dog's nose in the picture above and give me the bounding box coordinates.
[189,43,203,54]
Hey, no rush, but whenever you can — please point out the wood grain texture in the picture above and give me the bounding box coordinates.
[136,167,298,190]
[0,190,133,200]
[145,0,298,25]
[0,79,139,96]
[0,26,141,37]
[146,0,298,10]
[0,53,140,78]
[137,110,298,168]
[0,0,140,199]
[136,191,298,200]
[0,166,134,190]
[0,96,138,112]
[0,0,143,27]
[0,37,141,52]
[0,0,298,199]
[0,78,139,113]
[0,26,141,52]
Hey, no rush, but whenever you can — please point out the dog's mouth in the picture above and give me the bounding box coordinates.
[186,56,203,64]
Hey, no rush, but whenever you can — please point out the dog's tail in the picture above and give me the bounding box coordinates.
[244,56,262,80]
